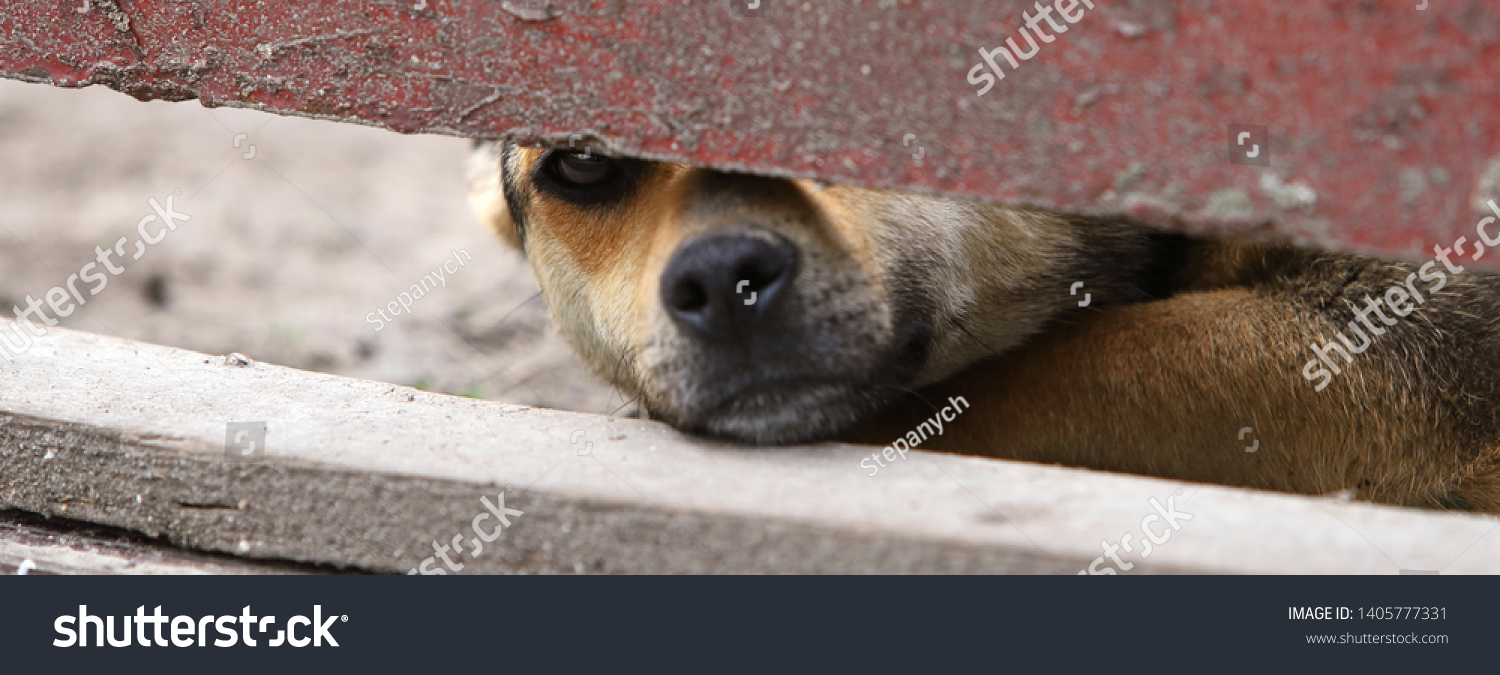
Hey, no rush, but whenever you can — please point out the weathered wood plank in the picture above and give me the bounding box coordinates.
[1,320,1496,574]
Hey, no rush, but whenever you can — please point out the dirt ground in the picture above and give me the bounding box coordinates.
[0,78,617,413]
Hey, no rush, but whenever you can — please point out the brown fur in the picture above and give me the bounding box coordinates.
[469,142,1500,512]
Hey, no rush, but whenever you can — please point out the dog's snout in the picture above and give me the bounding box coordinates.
[661,231,798,339]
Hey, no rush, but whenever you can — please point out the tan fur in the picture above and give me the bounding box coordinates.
[867,287,1500,510]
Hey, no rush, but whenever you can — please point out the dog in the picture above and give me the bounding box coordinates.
[469,141,1500,512]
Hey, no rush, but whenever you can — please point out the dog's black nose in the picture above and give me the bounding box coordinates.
[661,232,798,339]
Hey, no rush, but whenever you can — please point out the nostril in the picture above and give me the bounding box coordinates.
[668,276,709,313]
[734,257,785,293]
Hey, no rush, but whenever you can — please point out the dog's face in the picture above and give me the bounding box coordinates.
[470,142,1076,443]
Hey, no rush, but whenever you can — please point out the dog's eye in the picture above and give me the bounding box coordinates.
[548,151,619,188]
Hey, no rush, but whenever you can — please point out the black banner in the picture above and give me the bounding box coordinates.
[0,576,1490,671]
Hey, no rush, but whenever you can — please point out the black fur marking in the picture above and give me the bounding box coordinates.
[500,141,529,254]
[1137,231,1196,300]
[1065,216,1196,306]
[886,276,939,384]
[530,150,650,209]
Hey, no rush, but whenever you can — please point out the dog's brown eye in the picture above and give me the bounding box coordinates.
[550,151,618,187]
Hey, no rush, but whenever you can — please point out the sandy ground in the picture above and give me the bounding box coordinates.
[0,78,617,413]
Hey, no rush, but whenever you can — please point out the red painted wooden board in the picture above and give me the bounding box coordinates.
[3,0,1499,265]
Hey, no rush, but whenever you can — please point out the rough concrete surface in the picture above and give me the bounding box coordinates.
[0,78,615,412]
[2,324,1497,574]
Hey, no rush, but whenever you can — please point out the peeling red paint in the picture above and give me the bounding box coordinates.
[3,0,1499,264]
